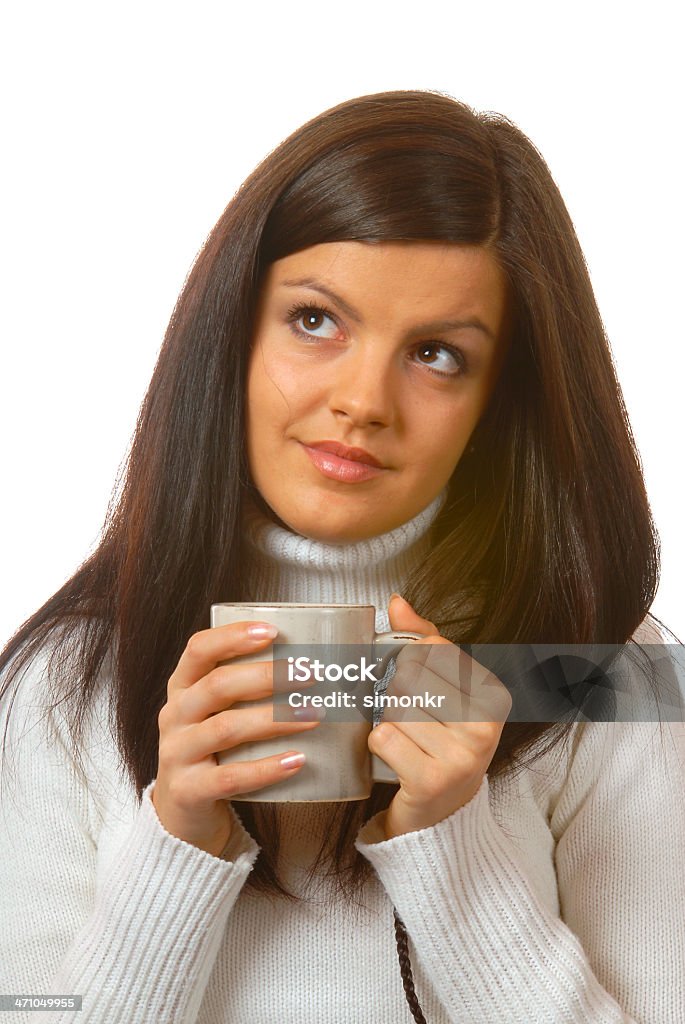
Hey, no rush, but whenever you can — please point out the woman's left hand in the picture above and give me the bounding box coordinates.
[368,595,512,840]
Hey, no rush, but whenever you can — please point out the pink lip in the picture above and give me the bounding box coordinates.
[306,441,384,467]
[301,441,387,483]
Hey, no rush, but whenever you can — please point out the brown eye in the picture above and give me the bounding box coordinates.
[303,310,325,330]
[418,344,440,363]
[414,343,465,377]
[286,303,340,340]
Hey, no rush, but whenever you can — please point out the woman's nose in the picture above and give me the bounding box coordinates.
[326,351,396,429]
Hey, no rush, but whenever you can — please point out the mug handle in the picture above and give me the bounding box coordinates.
[371,631,423,784]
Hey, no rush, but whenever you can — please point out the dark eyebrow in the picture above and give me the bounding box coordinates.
[281,278,364,324]
[280,277,496,344]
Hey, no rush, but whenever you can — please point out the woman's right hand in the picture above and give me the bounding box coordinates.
[151,621,321,857]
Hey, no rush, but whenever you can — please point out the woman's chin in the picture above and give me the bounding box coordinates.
[274,510,405,543]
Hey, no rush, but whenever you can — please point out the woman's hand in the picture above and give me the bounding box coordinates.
[368,595,512,840]
[152,622,321,857]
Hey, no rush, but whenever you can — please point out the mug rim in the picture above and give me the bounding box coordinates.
[211,602,376,609]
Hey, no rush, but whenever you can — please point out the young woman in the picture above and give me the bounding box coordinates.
[1,90,682,1024]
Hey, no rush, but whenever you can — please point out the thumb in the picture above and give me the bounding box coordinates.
[387,594,437,637]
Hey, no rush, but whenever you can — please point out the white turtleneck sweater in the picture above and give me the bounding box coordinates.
[1,494,684,1024]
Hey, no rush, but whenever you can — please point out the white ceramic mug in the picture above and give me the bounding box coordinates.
[210,602,421,801]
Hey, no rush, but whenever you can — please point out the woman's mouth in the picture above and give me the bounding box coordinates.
[300,441,387,483]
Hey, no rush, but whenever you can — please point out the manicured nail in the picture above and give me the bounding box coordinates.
[247,623,279,640]
[280,752,306,770]
[293,706,325,721]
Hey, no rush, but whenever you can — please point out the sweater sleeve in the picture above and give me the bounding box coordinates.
[0,650,259,1024]
[355,719,685,1024]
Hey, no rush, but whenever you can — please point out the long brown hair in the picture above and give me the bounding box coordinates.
[0,90,660,898]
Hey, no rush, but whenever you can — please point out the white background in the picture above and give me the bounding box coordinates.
[1,1,682,646]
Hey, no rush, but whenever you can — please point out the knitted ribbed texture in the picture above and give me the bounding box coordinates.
[356,729,685,1024]
[1,518,684,1022]
[243,490,445,633]
[50,782,258,1021]
[0,647,262,1024]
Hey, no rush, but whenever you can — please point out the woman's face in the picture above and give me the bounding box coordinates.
[247,240,509,541]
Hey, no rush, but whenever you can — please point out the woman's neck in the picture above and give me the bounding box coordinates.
[242,491,445,633]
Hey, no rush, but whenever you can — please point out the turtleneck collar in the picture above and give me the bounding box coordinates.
[243,491,445,633]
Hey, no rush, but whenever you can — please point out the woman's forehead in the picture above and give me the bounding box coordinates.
[258,240,510,342]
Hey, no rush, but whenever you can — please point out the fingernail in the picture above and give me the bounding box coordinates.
[390,593,406,604]
[293,706,325,721]
[280,752,306,770]
[247,623,279,640]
